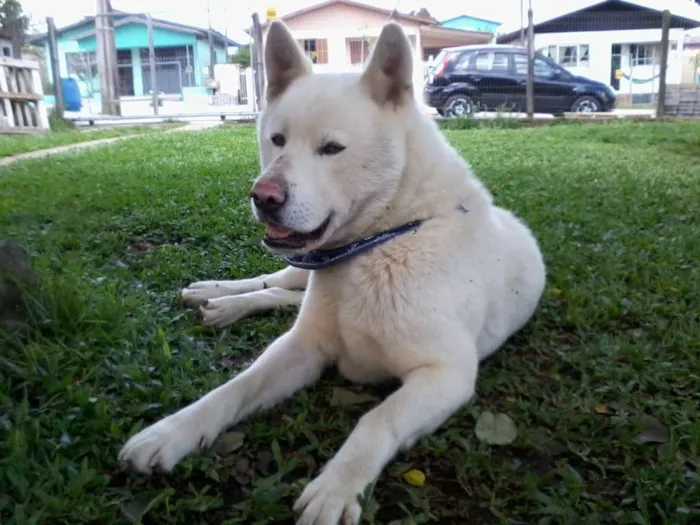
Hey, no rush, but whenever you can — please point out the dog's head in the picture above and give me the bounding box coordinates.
[250,20,416,254]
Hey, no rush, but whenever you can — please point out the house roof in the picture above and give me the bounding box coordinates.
[497,0,700,43]
[27,11,239,47]
[440,15,502,27]
[254,0,438,32]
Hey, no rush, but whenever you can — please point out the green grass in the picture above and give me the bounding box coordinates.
[1,121,699,525]
[0,122,184,158]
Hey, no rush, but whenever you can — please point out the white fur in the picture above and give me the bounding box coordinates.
[120,21,546,525]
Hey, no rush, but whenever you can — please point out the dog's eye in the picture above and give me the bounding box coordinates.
[319,142,346,155]
[270,133,286,147]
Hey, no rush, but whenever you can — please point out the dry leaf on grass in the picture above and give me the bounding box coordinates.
[475,411,518,446]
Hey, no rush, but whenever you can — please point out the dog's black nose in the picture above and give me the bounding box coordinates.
[250,180,286,215]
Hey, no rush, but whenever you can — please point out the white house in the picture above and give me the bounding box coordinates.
[255,0,494,98]
[497,0,700,103]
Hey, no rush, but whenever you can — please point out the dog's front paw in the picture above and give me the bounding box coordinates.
[181,281,235,307]
[118,412,218,474]
[294,469,366,525]
[198,296,252,328]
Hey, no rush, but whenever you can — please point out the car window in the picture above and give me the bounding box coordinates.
[473,52,510,72]
[514,53,557,78]
[452,51,475,71]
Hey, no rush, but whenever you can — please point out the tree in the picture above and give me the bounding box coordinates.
[0,0,30,58]
[228,44,251,68]
[410,8,433,19]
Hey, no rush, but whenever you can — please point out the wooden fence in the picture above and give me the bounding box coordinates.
[0,57,50,134]
[662,84,700,117]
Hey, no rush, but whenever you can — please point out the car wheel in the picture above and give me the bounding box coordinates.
[444,95,474,118]
[571,96,601,113]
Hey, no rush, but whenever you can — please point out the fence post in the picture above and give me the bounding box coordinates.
[657,9,671,118]
[251,12,265,112]
[46,17,63,119]
[146,14,159,116]
[526,7,534,119]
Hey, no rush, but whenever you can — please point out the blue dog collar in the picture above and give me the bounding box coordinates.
[283,219,424,270]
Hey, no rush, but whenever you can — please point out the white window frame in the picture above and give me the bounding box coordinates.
[538,44,590,67]
[629,43,659,67]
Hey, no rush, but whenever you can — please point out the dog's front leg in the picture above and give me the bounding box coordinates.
[295,355,478,525]
[118,329,328,474]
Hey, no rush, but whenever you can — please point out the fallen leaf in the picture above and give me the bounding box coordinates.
[595,404,611,415]
[403,469,426,487]
[475,411,518,446]
[329,387,379,407]
[632,414,669,445]
[213,431,245,455]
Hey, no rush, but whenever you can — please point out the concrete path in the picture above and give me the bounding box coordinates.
[0,120,222,168]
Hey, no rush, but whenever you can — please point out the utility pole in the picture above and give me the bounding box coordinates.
[657,9,671,118]
[46,17,63,118]
[207,0,215,81]
[526,4,534,119]
[95,0,120,115]
[251,12,265,111]
[146,14,158,115]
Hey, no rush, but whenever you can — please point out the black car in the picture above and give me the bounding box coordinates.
[424,44,617,117]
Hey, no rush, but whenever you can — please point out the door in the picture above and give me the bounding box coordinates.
[470,51,520,111]
[513,53,574,114]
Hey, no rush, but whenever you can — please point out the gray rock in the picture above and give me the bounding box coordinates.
[0,240,35,332]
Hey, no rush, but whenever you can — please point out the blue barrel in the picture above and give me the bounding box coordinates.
[60,78,82,111]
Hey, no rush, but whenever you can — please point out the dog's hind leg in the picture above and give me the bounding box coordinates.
[119,328,329,474]
[181,266,309,307]
[198,288,305,328]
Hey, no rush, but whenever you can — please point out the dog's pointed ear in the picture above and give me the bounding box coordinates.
[361,22,414,106]
[264,20,313,103]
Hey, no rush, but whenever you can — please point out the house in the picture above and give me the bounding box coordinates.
[256,0,494,95]
[440,15,501,34]
[27,12,239,103]
[497,0,700,103]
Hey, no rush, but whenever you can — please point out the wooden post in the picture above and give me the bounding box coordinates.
[47,17,63,118]
[251,12,265,111]
[207,0,216,82]
[105,1,121,116]
[656,9,671,118]
[146,14,158,115]
[526,7,534,119]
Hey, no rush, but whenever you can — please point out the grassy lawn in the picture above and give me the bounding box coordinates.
[1,121,699,525]
[0,122,184,158]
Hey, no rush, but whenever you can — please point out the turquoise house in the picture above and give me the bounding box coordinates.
[440,15,501,34]
[28,12,239,102]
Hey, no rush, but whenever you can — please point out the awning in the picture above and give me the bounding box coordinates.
[420,26,493,49]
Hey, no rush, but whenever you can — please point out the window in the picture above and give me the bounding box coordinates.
[298,39,328,64]
[473,52,509,72]
[348,38,374,66]
[537,44,590,67]
[514,53,557,78]
[453,51,475,71]
[629,44,658,66]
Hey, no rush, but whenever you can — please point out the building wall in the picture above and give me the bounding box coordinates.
[262,3,425,95]
[441,16,500,34]
[76,24,197,52]
[45,23,226,98]
[533,28,686,95]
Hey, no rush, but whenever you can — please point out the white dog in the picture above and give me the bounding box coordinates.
[119,20,546,525]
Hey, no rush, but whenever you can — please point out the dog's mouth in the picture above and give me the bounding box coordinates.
[262,215,332,251]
